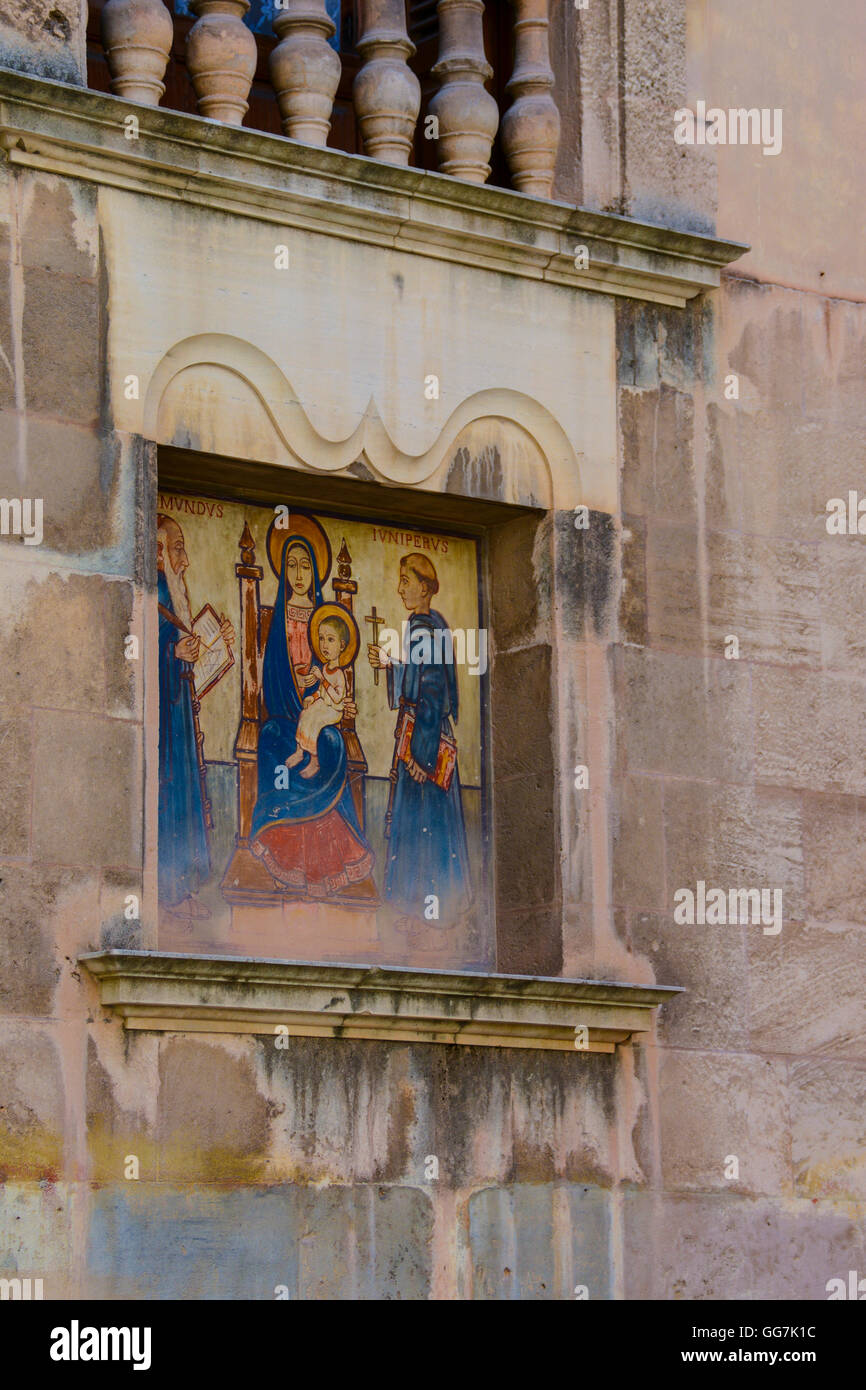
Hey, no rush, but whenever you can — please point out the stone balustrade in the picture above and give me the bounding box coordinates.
[96,0,561,195]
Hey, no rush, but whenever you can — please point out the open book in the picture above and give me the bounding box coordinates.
[192,604,234,698]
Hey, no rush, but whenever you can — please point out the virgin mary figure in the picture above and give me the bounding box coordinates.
[250,518,374,899]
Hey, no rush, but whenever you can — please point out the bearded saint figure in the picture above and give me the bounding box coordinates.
[157,514,234,921]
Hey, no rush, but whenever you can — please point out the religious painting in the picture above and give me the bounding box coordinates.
[156,490,490,969]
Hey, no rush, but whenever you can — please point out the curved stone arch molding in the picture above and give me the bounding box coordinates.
[144,333,583,507]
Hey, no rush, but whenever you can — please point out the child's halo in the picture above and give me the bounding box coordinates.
[309,603,360,669]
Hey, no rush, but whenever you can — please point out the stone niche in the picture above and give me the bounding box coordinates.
[152,428,558,978]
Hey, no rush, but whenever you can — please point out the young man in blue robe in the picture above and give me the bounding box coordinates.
[157,514,233,921]
[368,553,471,923]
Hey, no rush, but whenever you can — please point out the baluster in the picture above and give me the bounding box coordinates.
[429,0,498,183]
[353,0,421,166]
[501,0,560,197]
[270,0,341,145]
[186,0,257,126]
[100,0,174,106]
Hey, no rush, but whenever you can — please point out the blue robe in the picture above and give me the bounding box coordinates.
[385,610,471,918]
[250,535,369,851]
[158,571,209,907]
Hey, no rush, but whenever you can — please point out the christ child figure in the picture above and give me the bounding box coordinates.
[285,614,350,779]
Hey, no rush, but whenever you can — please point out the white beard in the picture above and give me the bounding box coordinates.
[163,556,193,630]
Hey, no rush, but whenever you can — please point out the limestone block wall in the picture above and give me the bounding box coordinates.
[0,1,864,1300]
[610,284,866,1297]
[0,0,87,86]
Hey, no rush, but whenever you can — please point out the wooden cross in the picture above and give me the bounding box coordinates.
[365,604,385,685]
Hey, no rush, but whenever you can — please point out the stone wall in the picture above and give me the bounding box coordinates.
[0,1,864,1300]
[0,0,87,86]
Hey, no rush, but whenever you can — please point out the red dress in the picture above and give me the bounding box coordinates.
[253,601,373,897]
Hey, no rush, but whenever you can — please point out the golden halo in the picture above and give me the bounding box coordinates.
[309,603,360,669]
[266,509,332,586]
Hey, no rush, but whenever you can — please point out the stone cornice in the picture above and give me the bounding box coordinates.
[80,950,682,1052]
[0,68,747,308]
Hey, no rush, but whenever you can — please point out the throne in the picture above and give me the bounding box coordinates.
[220,520,374,906]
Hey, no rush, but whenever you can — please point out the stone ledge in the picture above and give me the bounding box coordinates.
[80,950,682,1052]
[0,68,747,308]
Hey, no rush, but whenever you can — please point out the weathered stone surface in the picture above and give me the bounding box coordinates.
[819,540,866,672]
[86,1183,298,1299]
[468,1183,611,1300]
[625,910,748,1050]
[260,1037,416,1185]
[0,709,31,855]
[0,1182,74,1297]
[19,174,98,279]
[494,773,557,908]
[0,3,86,86]
[662,780,804,923]
[86,1182,432,1298]
[802,793,866,924]
[748,919,866,1060]
[496,905,562,978]
[619,515,647,646]
[509,1054,615,1186]
[708,403,866,544]
[488,512,547,651]
[725,280,866,423]
[0,4,863,1304]
[257,1041,619,1190]
[0,415,120,556]
[0,224,15,414]
[103,579,140,719]
[623,1190,864,1300]
[32,710,141,865]
[0,1022,65,1181]
[617,299,706,394]
[157,1037,270,1182]
[491,645,553,780]
[754,666,866,795]
[646,524,822,667]
[86,1034,157,1184]
[99,868,145,950]
[557,508,618,640]
[0,865,97,1015]
[611,774,665,913]
[658,1050,790,1197]
[22,270,100,424]
[620,384,696,523]
[0,566,109,714]
[620,0,714,235]
[789,1059,866,1202]
[618,646,753,783]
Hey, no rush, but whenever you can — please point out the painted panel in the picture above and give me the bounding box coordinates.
[156,489,490,968]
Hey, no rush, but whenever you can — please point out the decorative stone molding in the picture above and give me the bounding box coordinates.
[186,0,257,126]
[430,0,499,184]
[353,0,421,165]
[82,951,681,1051]
[269,0,341,146]
[0,74,747,309]
[502,0,560,198]
[100,0,174,106]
